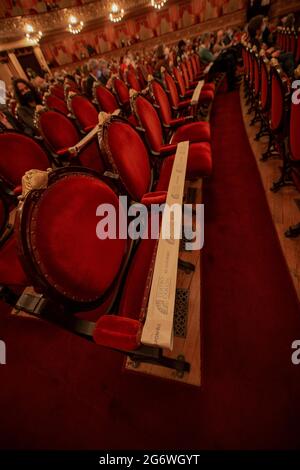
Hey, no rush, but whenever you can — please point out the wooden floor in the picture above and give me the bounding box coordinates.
[240,87,300,301]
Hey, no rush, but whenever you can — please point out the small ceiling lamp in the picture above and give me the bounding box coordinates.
[109,3,124,23]
[68,15,84,34]
[151,0,167,9]
[25,24,43,44]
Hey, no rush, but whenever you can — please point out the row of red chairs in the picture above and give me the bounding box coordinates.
[243,46,300,237]
[276,26,300,62]
[0,55,217,367]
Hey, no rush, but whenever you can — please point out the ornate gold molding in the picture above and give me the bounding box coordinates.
[0,0,149,41]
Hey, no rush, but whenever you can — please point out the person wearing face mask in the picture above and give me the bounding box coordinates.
[13,78,42,136]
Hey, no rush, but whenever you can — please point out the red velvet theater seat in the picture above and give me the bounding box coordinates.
[17,167,160,351]
[68,94,99,132]
[0,187,8,239]
[94,84,119,113]
[131,94,212,179]
[37,109,105,174]
[17,169,129,316]
[149,79,211,139]
[44,93,69,115]
[50,84,65,100]
[173,66,214,102]
[277,85,300,191]
[163,71,213,117]
[112,77,130,108]
[98,116,205,201]
[0,132,51,195]
[126,68,142,92]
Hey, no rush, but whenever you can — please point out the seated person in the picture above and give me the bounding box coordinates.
[86,58,100,99]
[13,78,42,136]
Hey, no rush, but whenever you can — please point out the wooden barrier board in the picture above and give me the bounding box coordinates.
[125,178,202,387]
[191,80,204,106]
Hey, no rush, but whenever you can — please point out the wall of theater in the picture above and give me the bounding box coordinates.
[40,0,246,67]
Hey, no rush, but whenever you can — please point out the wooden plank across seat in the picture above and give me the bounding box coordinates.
[190,80,204,106]
[203,62,213,75]
[141,141,189,350]
[125,179,202,386]
[125,139,202,386]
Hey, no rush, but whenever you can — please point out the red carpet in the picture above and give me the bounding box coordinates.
[0,90,300,450]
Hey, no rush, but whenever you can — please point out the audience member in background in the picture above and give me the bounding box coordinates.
[98,59,111,86]
[248,14,295,77]
[177,39,187,63]
[209,30,239,91]
[86,58,100,99]
[153,45,172,80]
[285,13,295,30]
[13,79,42,136]
[247,15,264,49]
[198,34,215,64]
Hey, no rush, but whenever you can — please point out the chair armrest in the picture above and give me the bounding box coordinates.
[93,314,141,351]
[140,191,167,206]
[159,143,178,156]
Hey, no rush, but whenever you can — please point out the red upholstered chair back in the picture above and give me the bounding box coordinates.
[260,57,270,112]
[132,94,163,154]
[113,78,130,106]
[50,84,65,100]
[137,66,147,89]
[150,80,172,126]
[0,187,8,239]
[39,110,79,152]
[244,48,250,81]
[253,54,260,97]
[94,84,118,113]
[289,98,300,162]
[248,52,254,88]
[163,72,179,108]
[126,69,142,92]
[186,59,194,82]
[68,94,98,131]
[296,32,300,64]
[19,169,127,309]
[38,110,104,174]
[0,132,50,188]
[44,93,69,115]
[173,67,186,96]
[270,67,286,132]
[64,80,78,92]
[290,33,296,56]
[195,54,201,74]
[100,117,151,201]
[180,62,190,89]
[191,55,198,77]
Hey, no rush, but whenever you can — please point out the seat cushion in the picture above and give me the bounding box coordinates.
[199,89,214,103]
[177,99,192,109]
[203,82,215,92]
[0,235,28,289]
[185,142,212,178]
[156,142,212,186]
[171,121,211,144]
[119,236,158,319]
[155,156,175,192]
